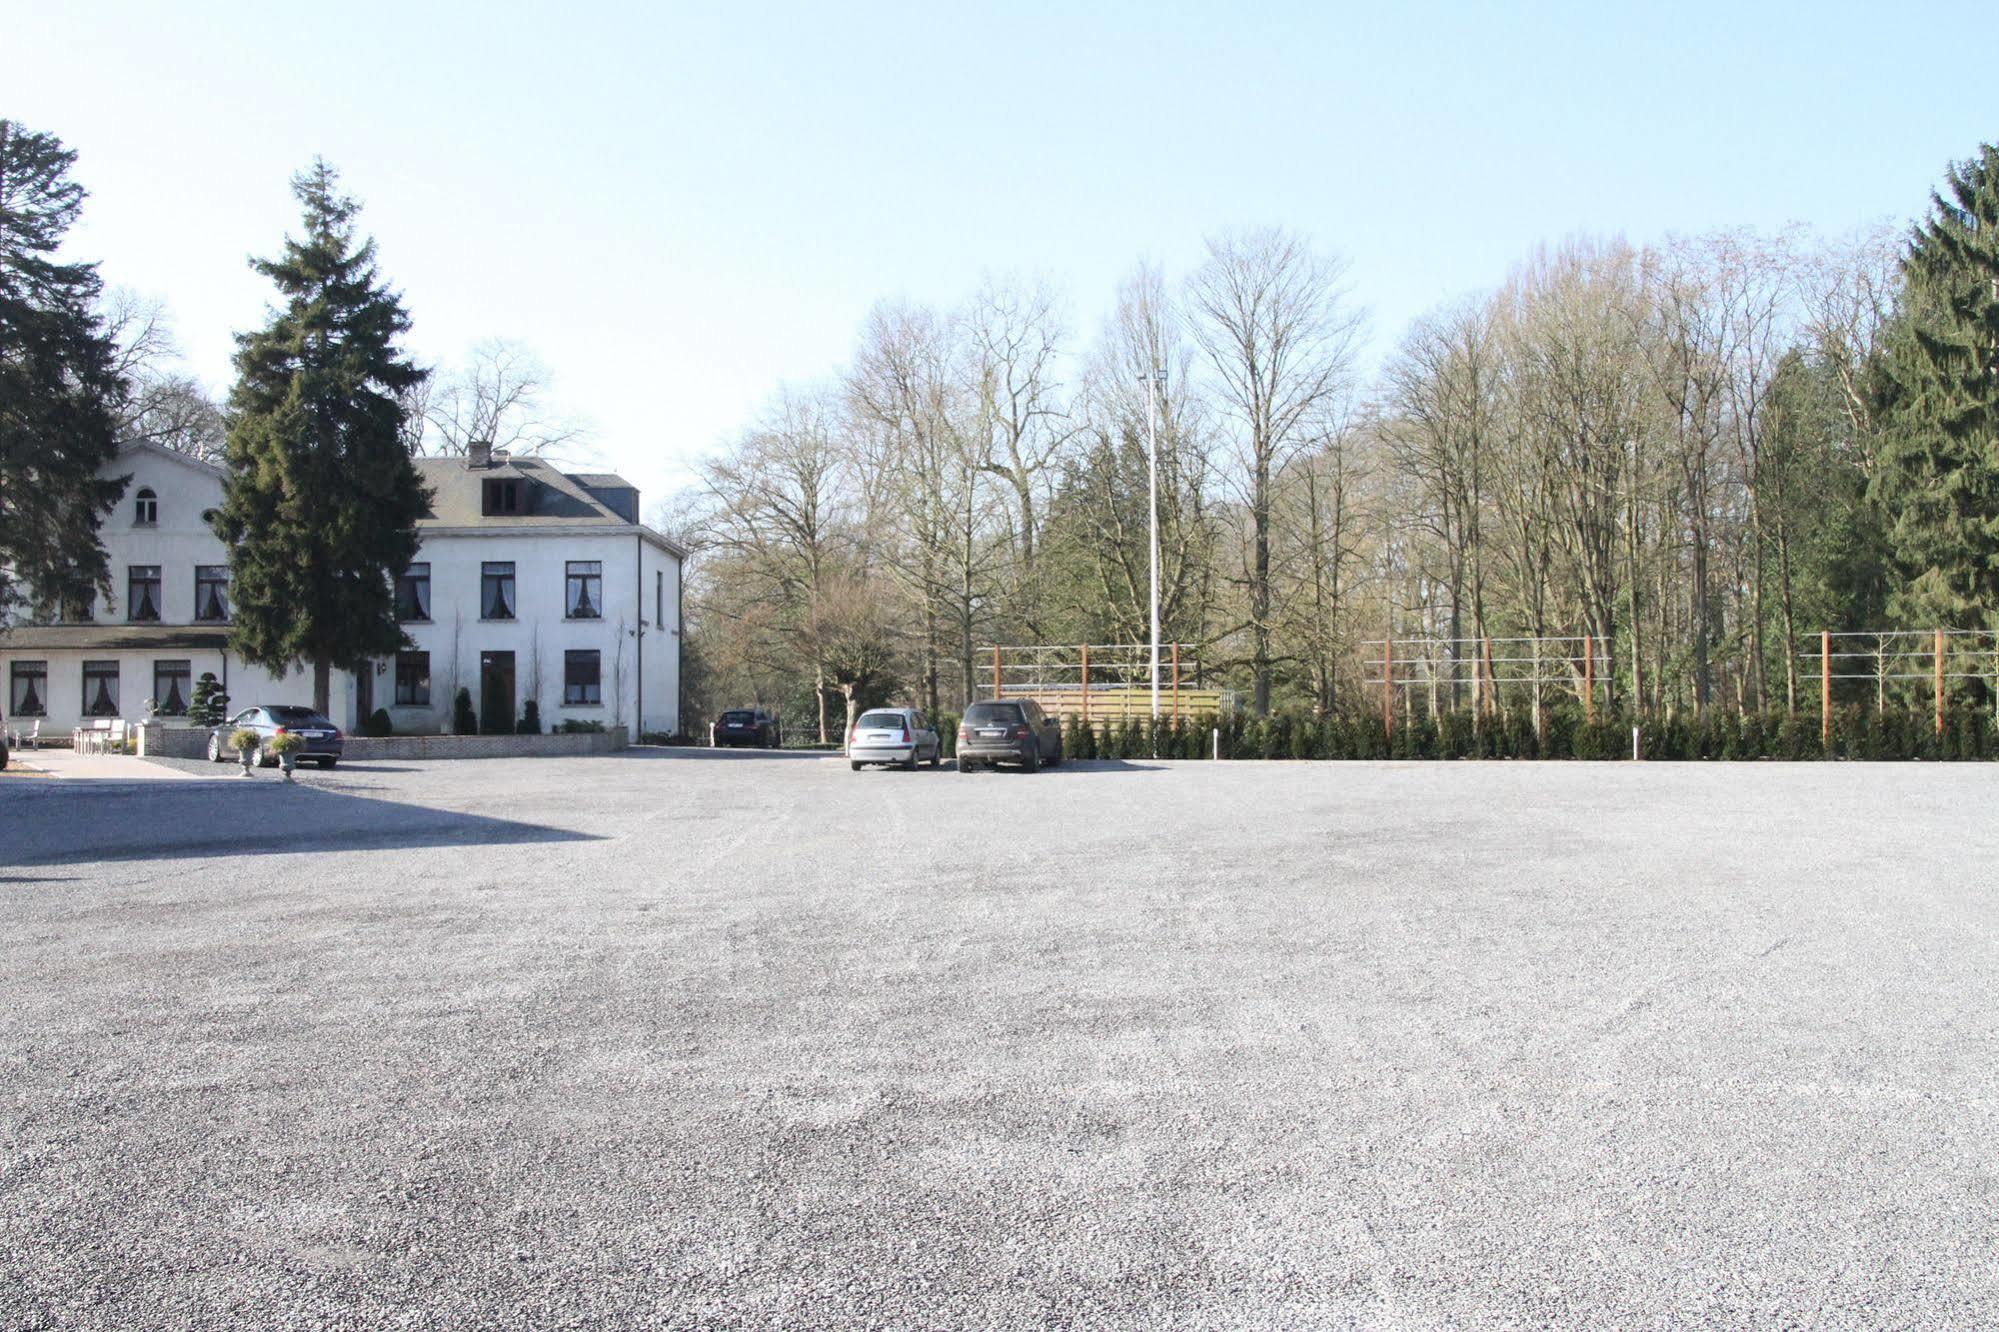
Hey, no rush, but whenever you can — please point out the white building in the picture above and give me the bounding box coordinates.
[0,442,683,739]
[391,445,683,738]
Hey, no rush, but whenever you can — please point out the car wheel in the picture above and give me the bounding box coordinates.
[1047,742,1063,767]
[957,757,977,773]
[207,734,225,763]
[317,758,337,769]
[902,751,919,772]
[1021,745,1041,774]
[850,760,863,771]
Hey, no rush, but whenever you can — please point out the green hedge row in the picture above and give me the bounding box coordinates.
[1047,705,1999,761]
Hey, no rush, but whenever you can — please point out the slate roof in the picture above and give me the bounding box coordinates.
[0,624,233,651]
[411,454,685,557]
[414,456,630,527]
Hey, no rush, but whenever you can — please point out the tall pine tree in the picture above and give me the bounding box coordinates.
[0,120,127,623]
[1868,143,1999,627]
[217,160,430,712]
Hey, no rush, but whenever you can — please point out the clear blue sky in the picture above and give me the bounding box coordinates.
[8,1,1994,514]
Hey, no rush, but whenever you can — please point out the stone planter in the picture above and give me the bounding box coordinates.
[238,746,256,777]
[277,750,297,781]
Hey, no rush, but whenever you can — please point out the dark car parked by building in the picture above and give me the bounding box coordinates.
[956,699,1063,772]
[713,708,782,748]
[208,705,344,768]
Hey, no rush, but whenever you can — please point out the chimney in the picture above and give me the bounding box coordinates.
[468,440,493,469]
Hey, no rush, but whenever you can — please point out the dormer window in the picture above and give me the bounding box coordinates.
[134,488,158,525]
[482,478,521,516]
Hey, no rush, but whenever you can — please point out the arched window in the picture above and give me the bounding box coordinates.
[134,487,158,525]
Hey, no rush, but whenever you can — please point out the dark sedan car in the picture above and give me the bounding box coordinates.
[956,699,1063,772]
[713,708,782,748]
[208,705,344,768]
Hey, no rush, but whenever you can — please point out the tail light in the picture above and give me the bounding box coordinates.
[273,726,288,736]
[900,722,911,742]
[1010,724,1031,740]
[958,726,971,743]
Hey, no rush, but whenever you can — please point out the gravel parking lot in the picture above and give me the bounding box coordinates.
[4,751,1997,1328]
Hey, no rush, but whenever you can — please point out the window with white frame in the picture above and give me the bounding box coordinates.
[153,660,191,715]
[481,562,515,620]
[127,566,162,622]
[565,561,602,619]
[195,565,230,622]
[134,487,158,525]
[82,661,119,716]
[395,650,431,706]
[396,562,431,622]
[10,661,47,716]
[563,649,601,705]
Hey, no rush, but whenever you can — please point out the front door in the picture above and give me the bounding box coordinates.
[480,651,515,734]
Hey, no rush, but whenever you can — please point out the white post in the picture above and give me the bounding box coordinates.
[1143,367,1164,723]
[1212,726,1219,762]
[1632,724,1640,761]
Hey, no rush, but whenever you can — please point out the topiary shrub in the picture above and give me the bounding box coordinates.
[452,687,478,735]
[361,707,394,737]
[188,673,230,727]
[517,700,542,735]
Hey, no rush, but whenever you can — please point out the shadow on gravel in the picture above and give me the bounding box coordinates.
[2,782,601,868]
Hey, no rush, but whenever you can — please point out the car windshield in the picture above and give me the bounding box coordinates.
[721,711,756,723]
[268,706,331,726]
[964,703,1022,725]
[857,712,905,729]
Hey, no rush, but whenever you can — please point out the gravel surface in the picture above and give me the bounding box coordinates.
[4,751,1997,1328]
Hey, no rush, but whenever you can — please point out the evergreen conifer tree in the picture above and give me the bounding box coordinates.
[187,673,229,727]
[216,160,430,713]
[0,121,126,622]
[1868,144,1999,626]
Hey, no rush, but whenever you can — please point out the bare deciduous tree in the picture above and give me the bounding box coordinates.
[417,338,586,458]
[1187,228,1363,713]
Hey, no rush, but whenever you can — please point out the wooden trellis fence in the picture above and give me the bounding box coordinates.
[979,643,1222,723]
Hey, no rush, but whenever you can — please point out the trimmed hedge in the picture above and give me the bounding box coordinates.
[1045,705,1997,761]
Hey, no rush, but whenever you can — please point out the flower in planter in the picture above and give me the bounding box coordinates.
[267,731,306,781]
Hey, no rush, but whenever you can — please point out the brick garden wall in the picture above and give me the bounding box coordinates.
[344,729,628,760]
[137,724,628,761]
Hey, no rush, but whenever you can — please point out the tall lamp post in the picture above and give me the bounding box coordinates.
[1141,366,1166,722]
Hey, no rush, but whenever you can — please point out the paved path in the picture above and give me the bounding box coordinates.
[7,745,199,780]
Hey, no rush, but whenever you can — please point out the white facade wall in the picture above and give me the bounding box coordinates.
[0,447,355,736]
[1,445,683,740]
[388,528,679,737]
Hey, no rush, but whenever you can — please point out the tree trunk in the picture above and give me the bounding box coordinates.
[1251,454,1272,716]
[313,655,332,717]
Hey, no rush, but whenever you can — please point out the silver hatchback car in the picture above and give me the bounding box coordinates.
[847,707,942,771]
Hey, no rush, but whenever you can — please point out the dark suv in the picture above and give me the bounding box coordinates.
[957,699,1063,772]
[714,708,782,748]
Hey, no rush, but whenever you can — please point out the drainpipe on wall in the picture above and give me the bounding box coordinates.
[676,546,685,737]
[634,531,643,739]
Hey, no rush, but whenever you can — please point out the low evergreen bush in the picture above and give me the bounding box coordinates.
[452,687,478,735]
